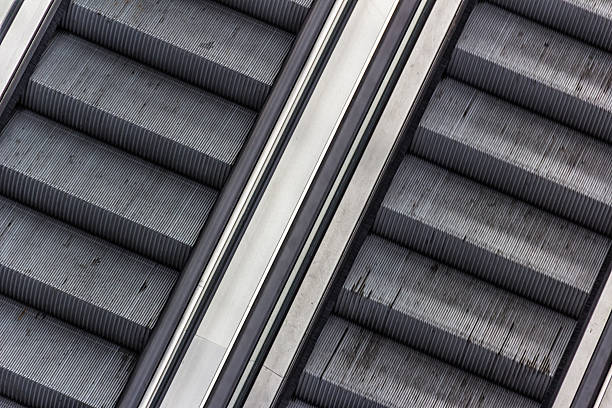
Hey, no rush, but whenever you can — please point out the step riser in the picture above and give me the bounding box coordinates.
[214,0,310,33]
[337,289,550,400]
[0,266,149,351]
[449,49,612,145]
[64,3,276,110]
[490,0,612,52]
[0,369,86,408]
[297,374,376,408]
[374,207,586,317]
[0,168,190,269]
[412,126,612,236]
[23,82,233,189]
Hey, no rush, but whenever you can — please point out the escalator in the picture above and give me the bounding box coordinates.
[287,1,612,407]
[0,0,314,407]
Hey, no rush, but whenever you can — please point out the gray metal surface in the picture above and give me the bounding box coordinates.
[26,33,256,189]
[286,401,315,408]
[0,110,217,270]
[0,397,24,408]
[63,0,295,109]
[289,1,612,407]
[214,0,314,33]
[338,235,574,400]
[449,3,612,145]
[490,0,612,53]
[414,78,612,236]
[375,156,609,318]
[0,195,176,351]
[0,0,316,406]
[296,316,540,408]
[0,295,135,408]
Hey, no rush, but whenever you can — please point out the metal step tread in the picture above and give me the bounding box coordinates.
[288,401,317,408]
[414,78,612,236]
[63,0,295,109]
[0,195,176,351]
[490,0,612,52]
[26,32,256,189]
[0,397,25,408]
[0,110,217,269]
[296,316,539,408]
[374,155,610,317]
[214,0,314,33]
[449,2,612,144]
[338,235,574,400]
[0,296,135,408]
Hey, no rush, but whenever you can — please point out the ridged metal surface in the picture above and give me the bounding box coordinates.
[0,296,134,408]
[0,195,176,351]
[375,156,610,318]
[491,0,612,52]
[287,401,316,408]
[0,397,24,408]
[214,0,313,33]
[0,110,217,270]
[63,0,295,110]
[296,316,540,408]
[292,2,612,407]
[449,3,612,145]
[413,78,612,236]
[0,0,314,405]
[338,235,574,400]
[25,33,256,189]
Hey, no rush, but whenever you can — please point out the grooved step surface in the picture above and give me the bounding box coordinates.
[0,196,176,351]
[0,110,217,270]
[214,0,314,33]
[64,0,294,109]
[414,79,612,236]
[490,0,612,52]
[338,235,574,400]
[449,3,612,144]
[0,296,135,408]
[287,401,316,408]
[26,33,256,189]
[374,156,610,317]
[296,317,539,408]
[0,397,25,408]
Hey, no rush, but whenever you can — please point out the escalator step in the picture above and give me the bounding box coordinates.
[490,0,612,53]
[0,110,217,270]
[0,296,134,408]
[0,196,176,351]
[63,0,294,110]
[413,78,612,236]
[26,33,256,189]
[374,155,610,317]
[448,3,612,145]
[296,316,539,408]
[0,397,25,408]
[337,235,574,400]
[288,401,317,408]
[213,0,314,33]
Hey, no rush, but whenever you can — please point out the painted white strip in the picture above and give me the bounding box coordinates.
[0,0,56,107]
[244,0,465,405]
